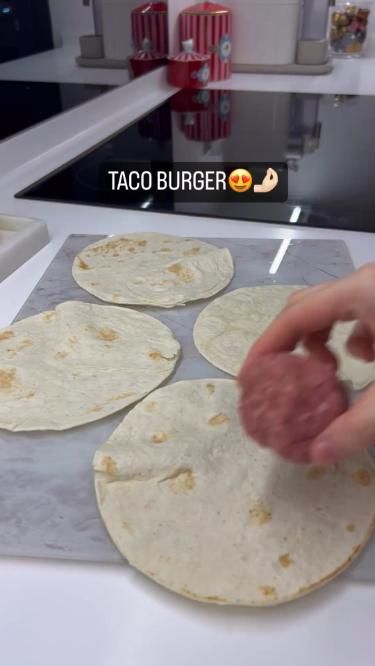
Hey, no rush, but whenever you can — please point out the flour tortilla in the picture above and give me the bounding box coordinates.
[193,285,375,389]
[72,232,234,308]
[0,301,180,431]
[94,379,375,606]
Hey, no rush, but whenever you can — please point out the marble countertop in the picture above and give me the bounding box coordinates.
[1,58,375,666]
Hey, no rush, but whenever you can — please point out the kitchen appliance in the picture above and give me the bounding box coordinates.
[230,0,301,66]
[0,0,53,63]
[227,0,332,73]
[0,80,114,143]
[17,89,375,234]
[180,1,232,80]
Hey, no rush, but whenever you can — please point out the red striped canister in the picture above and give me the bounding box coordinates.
[131,2,169,56]
[180,2,232,81]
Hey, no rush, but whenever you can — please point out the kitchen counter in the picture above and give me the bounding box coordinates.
[0,60,375,666]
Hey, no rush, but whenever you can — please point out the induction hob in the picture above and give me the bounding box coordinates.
[1,80,114,142]
[17,89,375,233]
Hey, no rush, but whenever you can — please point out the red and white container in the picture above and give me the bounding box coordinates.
[180,2,232,81]
[168,39,210,89]
[182,90,232,141]
[131,2,169,56]
[129,37,165,78]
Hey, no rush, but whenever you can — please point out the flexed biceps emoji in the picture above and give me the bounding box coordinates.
[254,168,279,194]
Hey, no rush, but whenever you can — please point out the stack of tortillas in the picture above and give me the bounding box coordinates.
[72,232,234,308]
[193,285,375,388]
[0,301,179,431]
[94,379,375,606]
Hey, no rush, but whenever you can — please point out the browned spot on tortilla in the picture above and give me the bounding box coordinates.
[346,523,356,533]
[148,351,171,361]
[183,247,200,256]
[167,263,194,283]
[128,247,135,253]
[144,401,157,412]
[163,239,172,243]
[122,521,134,534]
[77,256,90,270]
[55,351,68,359]
[279,553,293,568]
[111,294,120,302]
[249,500,272,526]
[18,339,33,352]
[208,413,229,426]
[259,586,277,599]
[68,336,79,347]
[168,469,195,494]
[102,456,117,475]
[206,383,215,394]
[43,311,55,322]
[22,391,35,399]
[137,240,147,246]
[96,328,119,342]
[0,330,14,341]
[152,432,169,444]
[306,466,326,480]
[89,405,102,413]
[90,282,98,287]
[90,238,134,256]
[160,247,171,252]
[179,587,228,603]
[0,369,16,390]
[109,392,136,402]
[353,468,371,486]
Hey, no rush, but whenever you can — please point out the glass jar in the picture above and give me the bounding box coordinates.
[329,2,372,57]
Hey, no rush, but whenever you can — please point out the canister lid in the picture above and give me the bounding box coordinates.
[168,38,210,61]
[132,1,167,15]
[182,2,231,15]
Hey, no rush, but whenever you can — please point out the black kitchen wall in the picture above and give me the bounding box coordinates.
[0,0,53,63]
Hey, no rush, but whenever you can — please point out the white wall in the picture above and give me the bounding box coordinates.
[48,0,94,47]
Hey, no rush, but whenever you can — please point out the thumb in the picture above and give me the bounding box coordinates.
[311,384,375,464]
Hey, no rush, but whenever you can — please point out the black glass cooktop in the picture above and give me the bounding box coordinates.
[1,80,114,142]
[17,89,375,232]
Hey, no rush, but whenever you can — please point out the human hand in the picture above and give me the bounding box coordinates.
[239,264,375,464]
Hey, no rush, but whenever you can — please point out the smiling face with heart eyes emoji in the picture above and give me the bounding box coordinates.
[228,168,253,193]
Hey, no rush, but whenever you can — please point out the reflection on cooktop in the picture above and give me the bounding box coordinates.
[0,80,114,142]
[17,89,375,233]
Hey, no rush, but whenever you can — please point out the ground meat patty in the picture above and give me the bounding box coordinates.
[238,353,348,464]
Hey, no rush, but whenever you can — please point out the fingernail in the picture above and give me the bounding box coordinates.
[311,439,338,464]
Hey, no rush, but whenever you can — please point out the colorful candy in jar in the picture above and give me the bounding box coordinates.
[330,4,370,55]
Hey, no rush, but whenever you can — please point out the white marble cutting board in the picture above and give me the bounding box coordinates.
[1,234,373,583]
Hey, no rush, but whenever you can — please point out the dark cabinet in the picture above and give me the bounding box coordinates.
[0,0,53,63]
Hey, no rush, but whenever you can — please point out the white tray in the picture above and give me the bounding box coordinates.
[0,215,49,282]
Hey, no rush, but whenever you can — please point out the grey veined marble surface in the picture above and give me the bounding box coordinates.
[2,234,372,583]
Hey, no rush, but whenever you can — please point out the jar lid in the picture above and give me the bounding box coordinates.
[169,39,210,61]
[182,2,231,15]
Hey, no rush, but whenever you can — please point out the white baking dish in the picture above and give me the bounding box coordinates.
[0,215,49,282]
